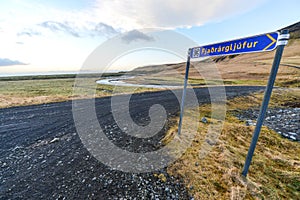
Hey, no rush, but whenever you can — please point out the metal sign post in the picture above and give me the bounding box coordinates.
[242,30,290,177]
[178,49,191,135]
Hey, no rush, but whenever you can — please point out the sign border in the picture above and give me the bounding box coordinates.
[190,32,280,59]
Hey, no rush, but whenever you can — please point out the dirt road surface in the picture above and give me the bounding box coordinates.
[0,86,264,199]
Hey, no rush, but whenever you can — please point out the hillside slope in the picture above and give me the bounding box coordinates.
[130,22,300,87]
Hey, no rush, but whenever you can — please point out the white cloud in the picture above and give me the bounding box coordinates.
[0,58,28,66]
[92,0,267,30]
[0,0,267,40]
[0,0,268,74]
[121,30,155,43]
[94,23,119,37]
[17,29,41,37]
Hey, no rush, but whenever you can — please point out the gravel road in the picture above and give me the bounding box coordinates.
[0,86,264,199]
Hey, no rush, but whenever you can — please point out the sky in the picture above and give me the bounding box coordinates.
[0,0,299,76]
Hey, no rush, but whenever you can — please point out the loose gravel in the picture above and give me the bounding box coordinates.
[236,107,299,142]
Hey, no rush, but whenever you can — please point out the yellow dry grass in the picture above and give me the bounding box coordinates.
[165,88,300,199]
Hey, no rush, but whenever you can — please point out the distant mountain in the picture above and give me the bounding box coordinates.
[280,21,300,39]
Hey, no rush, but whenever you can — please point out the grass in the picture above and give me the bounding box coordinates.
[0,72,127,81]
[164,88,300,199]
[0,78,75,108]
[127,74,298,88]
[0,77,159,108]
[126,76,268,87]
[1,72,298,108]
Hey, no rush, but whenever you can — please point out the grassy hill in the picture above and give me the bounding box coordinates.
[129,21,300,88]
[282,21,300,39]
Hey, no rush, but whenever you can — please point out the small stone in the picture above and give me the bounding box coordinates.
[288,132,297,136]
[290,136,296,141]
[247,120,252,126]
[201,117,208,124]
[205,139,216,146]
[157,173,167,182]
[245,120,255,126]
[50,138,60,144]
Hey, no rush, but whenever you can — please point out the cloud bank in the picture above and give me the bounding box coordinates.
[39,21,81,37]
[93,0,266,30]
[3,0,266,41]
[121,30,155,43]
[0,58,28,66]
[0,0,267,73]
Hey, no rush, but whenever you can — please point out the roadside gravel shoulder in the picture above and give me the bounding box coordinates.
[235,106,299,142]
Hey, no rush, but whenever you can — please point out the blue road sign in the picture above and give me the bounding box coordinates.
[179,29,290,178]
[190,32,279,59]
